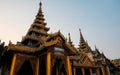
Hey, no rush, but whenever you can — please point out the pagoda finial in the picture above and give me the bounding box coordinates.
[68,33,72,44]
[39,1,42,13]
[79,28,85,42]
[79,28,83,40]
[79,28,81,32]
[39,1,42,8]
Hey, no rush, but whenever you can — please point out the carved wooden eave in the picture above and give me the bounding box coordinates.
[22,35,45,43]
[46,31,66,42]
[31,23,50,31]
[44,39,58,47]
[64,43,78,54]
[28,28,48,35]
[7,44,38,53]
[47,32,78,53]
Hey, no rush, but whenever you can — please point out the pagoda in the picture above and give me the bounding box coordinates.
[0,1,111,75]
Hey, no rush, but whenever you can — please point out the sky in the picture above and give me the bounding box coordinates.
[0,0,120,59]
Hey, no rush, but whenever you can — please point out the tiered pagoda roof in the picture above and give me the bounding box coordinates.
[21,2,49,47]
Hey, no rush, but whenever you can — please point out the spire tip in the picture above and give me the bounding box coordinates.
[79,28,81,32]
[39,1,42,6]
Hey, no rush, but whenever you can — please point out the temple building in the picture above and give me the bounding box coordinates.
[0,2,111,75]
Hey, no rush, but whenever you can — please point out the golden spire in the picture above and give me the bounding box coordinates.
[78,29,91,53]
[78,29,86,51]
[38,1,43,16]
[79,28,85,43]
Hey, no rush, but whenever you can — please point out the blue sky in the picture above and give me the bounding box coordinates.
[0,0,120,59]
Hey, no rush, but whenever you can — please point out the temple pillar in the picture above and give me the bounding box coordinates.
[46,52,51,75]
[101,66,105,75]
[73,67,76,75]
[66,56,72,75]
[89,68,92,75]
[81,67,85,75]
[96,68,100,75]
[106,66,110,75]
[36,58,39,75]
[9,54,17,75]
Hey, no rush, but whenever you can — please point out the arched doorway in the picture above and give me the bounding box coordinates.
[16,60,33,75]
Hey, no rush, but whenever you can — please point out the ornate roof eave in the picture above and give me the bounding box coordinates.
[28,28,48,35]
[32,23,50,31]
[7,44,38,53]
[7,43,47,55]
[46,31,66,42]
[37,37,77,54]
[44,39,58,47]
[64,43,78,54]
[22,35,45,43]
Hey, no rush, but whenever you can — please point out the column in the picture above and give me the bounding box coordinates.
[89,68,92,75]
[9,54,17,75]
[46,52,51,75]
[81,68,85,75]
[96,68,100,75]
[106,66,110,75]
[101,66,105,75]
[73,67,76,75]
[36,58,39,75]
[66,56,72,75]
